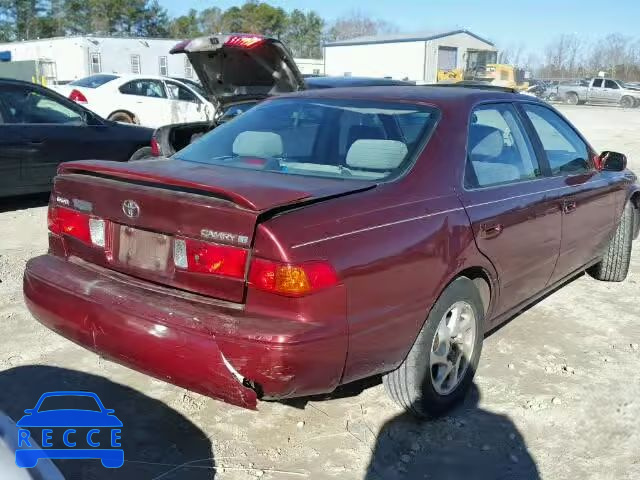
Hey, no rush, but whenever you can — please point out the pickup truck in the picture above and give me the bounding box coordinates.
[557,78,640,107]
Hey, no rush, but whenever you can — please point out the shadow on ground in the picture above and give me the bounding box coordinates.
[0,193,49,214]
[365,384,539,480]
[0,365,214,479]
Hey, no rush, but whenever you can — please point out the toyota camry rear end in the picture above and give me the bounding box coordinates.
[23,91,442,409]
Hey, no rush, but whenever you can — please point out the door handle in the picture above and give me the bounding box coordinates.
[563,200,577,214]
[480,223,503,239]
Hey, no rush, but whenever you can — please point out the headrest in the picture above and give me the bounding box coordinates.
[346,139,408,170]
[469,125,504,159]
[232,131,283,158]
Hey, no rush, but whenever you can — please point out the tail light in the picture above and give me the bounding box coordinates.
[69,89,88,104]
[174,238,247,279]
[224,35,266,49]
[150,137,161,157]
[48,205,105,247]
[248,258,339,297]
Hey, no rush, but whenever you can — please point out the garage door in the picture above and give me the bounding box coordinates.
[438,47,458,71]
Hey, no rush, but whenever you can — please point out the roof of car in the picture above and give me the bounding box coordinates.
[279,85,533,107]
[306,76,415,88]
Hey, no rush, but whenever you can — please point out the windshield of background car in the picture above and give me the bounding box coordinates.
[176,98,439,181]
[37,395,102,412]
[70,74,119,88]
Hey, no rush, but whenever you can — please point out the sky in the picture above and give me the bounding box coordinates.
[158,0,640,54]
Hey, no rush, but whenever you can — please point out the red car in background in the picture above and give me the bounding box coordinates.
[24,80,639,417]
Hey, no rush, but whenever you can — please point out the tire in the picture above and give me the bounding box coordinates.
[129,146,153,161]
[382,277,484,418]
[620,96,635,109]
[566,92,579,105]
[108,111,135,123]
[588,202,634,282]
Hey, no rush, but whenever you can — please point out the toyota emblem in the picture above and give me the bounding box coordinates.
[122,200,140,219]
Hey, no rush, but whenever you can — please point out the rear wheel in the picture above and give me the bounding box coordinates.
[620,96,635,109]
[382,277,484,418]
[566,92,579,105]
[588,202,633,282]
[108,111,135,123]
[129,146,153,161]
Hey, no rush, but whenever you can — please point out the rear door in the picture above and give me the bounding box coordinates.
[588,78,605,103]
[521,103,617,283]
[459,102,561,317]
[117,79,170,127]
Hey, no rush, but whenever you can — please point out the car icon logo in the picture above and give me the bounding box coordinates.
[122,200,140,218]
[15,391,124,469]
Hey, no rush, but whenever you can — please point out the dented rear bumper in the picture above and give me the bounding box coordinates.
[23,255,348,409]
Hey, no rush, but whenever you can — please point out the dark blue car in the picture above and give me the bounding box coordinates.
[16,391,123,468]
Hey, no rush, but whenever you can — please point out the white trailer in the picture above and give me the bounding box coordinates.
[0,35,324,84]
[323,29,496,84]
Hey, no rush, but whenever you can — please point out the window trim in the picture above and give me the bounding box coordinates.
[130,54,141,74]
[159,56,168,76]
[89,52,102,74]
[463,100,548,191]
[517,101,596,178]
[164,80,198,103]
[118,79,168,99]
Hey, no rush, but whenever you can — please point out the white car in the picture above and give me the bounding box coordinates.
[54,74,215,128]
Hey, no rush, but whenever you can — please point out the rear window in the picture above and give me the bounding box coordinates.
[70,74,119,88]
[175,98,439,181]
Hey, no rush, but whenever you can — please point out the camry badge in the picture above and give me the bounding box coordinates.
[122,200,140,219]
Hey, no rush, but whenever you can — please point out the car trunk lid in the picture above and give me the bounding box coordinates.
[53,159,373,303]
[169,34,305,111]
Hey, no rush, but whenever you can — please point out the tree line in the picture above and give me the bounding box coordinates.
[500,33,640,82]
[0,0,397,59]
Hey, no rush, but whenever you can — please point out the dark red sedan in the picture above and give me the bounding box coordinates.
[24,86,639,417]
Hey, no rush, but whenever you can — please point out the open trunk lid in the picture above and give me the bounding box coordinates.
[170,34,305,111]
[52,159,373,303]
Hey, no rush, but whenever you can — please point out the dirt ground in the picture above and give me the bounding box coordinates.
[1,104,639,480]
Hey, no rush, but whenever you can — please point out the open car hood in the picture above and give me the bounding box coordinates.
[170,34,305,111]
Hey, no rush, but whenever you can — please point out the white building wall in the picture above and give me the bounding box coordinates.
[325,32,496,84]
[324,41,426,81]
[295,58,324,76]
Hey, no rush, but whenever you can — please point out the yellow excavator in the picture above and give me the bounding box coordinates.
[437,49,530,91]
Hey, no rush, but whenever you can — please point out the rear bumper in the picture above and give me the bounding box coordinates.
[23,255,348,409]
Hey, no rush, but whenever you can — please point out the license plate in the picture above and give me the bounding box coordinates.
[118,226,170,272]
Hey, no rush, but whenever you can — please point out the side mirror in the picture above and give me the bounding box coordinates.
[599,151,627,171]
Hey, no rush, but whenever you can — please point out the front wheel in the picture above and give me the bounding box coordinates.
[588,202,634,282]
[108,111,135,123]
[566,92,579,105]
[382,277,484,418]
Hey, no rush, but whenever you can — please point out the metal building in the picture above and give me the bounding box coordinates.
[323,29,496,84]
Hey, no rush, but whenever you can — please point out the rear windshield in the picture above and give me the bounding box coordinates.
[70,74,119,88]
[175,98,438,181]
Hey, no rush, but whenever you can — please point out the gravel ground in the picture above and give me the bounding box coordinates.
[1,104,639,480]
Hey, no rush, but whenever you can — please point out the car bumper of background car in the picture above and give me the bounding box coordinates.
[23,255,348,410]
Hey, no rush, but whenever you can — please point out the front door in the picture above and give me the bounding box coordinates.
[520,103,616,283]
[603,79,623,104]
[459,103,561,317]
[164,80,209,124]
[0,89,26,195]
